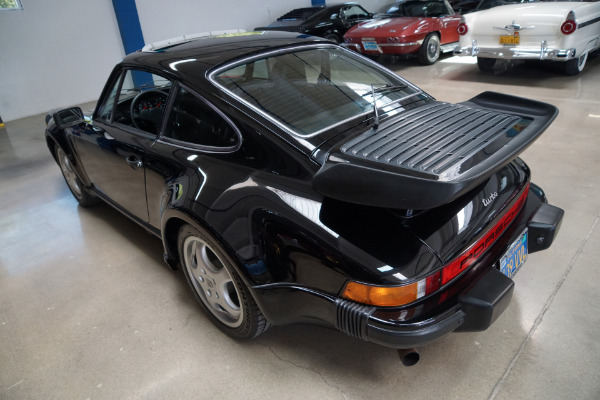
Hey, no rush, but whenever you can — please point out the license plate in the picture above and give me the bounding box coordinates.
[499,35,519,45]
[362,41,378,51]
[500,230,528,278]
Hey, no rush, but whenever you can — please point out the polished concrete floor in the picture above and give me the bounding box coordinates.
[1,55,599,400]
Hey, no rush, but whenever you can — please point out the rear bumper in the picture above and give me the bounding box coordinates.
[454,40,577,61]
[337,201,564,349]
[348,266,513,349]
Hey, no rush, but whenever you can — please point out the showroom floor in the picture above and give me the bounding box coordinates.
[1,54,599,400]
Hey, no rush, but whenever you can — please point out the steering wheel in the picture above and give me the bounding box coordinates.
[130,90,168,132]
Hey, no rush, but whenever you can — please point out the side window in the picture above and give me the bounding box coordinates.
[96,69,172,135]
[342,5,370,20]
[164,87,239,148]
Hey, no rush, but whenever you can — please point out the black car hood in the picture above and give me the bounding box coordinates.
[312,92,557,210]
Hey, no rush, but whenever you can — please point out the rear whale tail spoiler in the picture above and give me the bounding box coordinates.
[312,92,558,209]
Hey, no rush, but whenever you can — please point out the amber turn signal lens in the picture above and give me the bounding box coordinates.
[342,281,418,307]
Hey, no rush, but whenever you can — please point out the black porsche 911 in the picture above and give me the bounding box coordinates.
[254,2,372,43]
[45,31,563,363]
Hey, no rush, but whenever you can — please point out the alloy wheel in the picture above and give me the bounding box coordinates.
[182,236,243,328]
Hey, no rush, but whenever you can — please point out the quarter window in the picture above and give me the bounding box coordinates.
[164,87,239,148]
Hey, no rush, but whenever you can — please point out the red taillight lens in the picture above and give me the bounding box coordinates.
[457,23,468,35]
[441,184,530,285]
[561,11,577,35]
[561,20,576,35]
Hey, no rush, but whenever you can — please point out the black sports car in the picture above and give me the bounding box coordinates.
[45,31,563,363]
[254,2,372,43]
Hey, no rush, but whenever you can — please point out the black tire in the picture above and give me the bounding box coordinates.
[418,33,440,65]
[178,224,269,339]
[564,52,588,76]
[56,147,99,207]
[323,33,341,44]
[477,57,497,72]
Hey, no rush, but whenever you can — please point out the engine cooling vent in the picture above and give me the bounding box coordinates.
[336,299,374,339]
[341,102,523,177]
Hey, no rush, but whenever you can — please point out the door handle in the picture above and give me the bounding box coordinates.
[92,126,114,140]
[126,155,143,170]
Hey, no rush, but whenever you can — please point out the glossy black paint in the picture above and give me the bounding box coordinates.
[254,3,372,43]
[45,32,563,350]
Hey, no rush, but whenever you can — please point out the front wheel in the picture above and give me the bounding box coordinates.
[564,52,588,76]
[56,147,98,207]
[418,33,440,65]
[178,224,269,339]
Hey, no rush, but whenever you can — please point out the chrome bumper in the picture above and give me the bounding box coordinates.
[342,41,419,54]
[454,40,576,61]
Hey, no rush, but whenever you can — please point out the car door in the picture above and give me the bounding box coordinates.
[72,68,172,223]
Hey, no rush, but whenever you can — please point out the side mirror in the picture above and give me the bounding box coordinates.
[53,107,84,129]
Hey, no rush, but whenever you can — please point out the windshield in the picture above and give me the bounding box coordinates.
[379,0,448,17]
[211,46,423,137]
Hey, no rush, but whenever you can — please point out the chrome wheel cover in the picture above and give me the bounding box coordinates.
[57,148,82,198]
[427,36,440,62]
[183,236,243,328]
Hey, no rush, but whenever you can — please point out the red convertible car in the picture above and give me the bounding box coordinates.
[343,0,461,64]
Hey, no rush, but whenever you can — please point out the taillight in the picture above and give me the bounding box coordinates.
[342,184,530,307]
[561,11,577,35]
[342,270,441,307]
[441,184,529,285]
[457,23,468,35]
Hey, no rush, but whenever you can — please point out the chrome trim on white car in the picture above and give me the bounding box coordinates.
[454,40,577,61]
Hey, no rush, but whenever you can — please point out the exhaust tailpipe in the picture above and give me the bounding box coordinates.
[397,348,420,366]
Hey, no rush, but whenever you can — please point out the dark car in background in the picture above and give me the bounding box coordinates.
[45,31,563,363]
[255,2,372,43]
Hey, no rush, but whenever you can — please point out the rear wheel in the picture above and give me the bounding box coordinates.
[418,33,440,65]
[564,52,588,76]
[477,57,497,72]
[178,224,269,339]
[56,147,98,207]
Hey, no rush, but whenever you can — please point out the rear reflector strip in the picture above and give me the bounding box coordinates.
[441,184,530,285]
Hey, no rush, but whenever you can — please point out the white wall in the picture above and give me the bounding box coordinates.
[136,0,390,43]
[0,0,124,122]
[136,0,310,44]
[0,0,390,122]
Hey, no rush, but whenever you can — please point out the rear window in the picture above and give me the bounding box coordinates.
[211,46,422,137]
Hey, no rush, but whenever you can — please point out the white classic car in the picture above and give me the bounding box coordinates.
[454,0,600,75]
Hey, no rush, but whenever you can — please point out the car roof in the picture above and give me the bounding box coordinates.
[120,31,329,82]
